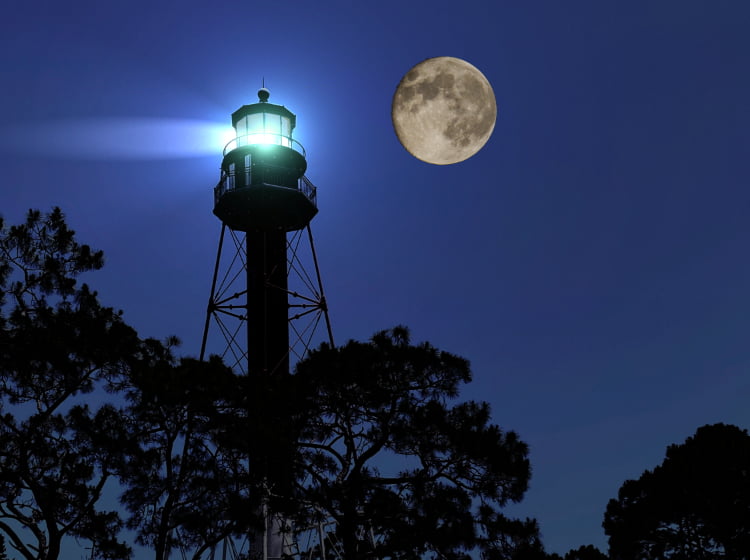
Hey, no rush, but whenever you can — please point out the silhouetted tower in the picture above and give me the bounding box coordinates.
[199,89,333,560]
[201,88,333,376]
[199,90,352,560]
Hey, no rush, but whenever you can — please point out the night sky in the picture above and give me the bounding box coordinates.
[2,1,750,556]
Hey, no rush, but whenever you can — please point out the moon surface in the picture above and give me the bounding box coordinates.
[392,57,497,165]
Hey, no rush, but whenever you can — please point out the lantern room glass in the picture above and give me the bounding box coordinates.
[234,113,291,148]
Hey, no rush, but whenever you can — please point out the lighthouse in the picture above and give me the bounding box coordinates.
[200,88,333,559]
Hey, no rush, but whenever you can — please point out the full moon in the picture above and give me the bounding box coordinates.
[392,57,497,165]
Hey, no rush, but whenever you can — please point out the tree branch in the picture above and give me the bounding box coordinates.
[0,518,36,560]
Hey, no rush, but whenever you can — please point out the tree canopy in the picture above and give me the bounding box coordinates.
[0,208,548,560]
[604,422,750,560]
[0,208,256,560]
[0,208,139,560]
[119,347,255,560]
[562,545,608,560]
[287,326,539,560]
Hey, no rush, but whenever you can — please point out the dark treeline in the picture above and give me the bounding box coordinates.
[0,208,540,560]
[1,208,748,560]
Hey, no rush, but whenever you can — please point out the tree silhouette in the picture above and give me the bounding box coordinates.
[0,535,9,560]
[119,349,258,560]
[604,423,750,559]
[0,208,139,560]
[289,326,537,560]
[563,544,608,560]
[0,208,272,560]
[0,208,547,560]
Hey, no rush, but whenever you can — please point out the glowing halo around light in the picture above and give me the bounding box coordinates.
[0,118,237,160]
[219,126,238,150]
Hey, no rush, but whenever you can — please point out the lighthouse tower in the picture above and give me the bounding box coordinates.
[200,89,333,559]
[200,88,332,376]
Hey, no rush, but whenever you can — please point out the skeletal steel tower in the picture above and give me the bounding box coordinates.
[200,88,333,559]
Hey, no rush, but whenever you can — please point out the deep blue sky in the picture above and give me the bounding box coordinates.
[2,1,750,556]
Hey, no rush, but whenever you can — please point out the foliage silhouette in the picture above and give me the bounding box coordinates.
[562,544,608,560]
[119,348,260,560]
[286,326,538,560]
[0,208,257,560]
[0,535,8,560]
[0,209,548,560]
[604,422,750,559]
[0,208,139,560]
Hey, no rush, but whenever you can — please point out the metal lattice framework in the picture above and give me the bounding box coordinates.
[196,218,341,560]
[199,222,333,369]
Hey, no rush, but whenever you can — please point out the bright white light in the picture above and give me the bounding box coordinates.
[244,131,290,147]
[0,118,236,160]
[257,132,276,145]
[219,126,237,149]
